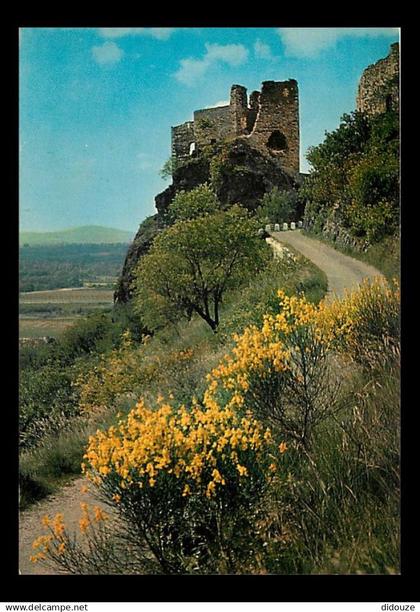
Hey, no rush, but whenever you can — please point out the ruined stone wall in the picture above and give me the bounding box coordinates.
[171,121,195,164]
[356,42,399,117]
[246,91,260,133]
[247,80,300,177]
[230,84,248,136]
[171,79,300,177]
[193,105,233,148]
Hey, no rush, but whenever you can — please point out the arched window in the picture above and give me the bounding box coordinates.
[385,94,393,112]
[189,142,196,155]
[267,130,288,152]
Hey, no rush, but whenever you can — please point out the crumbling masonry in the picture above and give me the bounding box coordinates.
[357,42,399,117]
[172,80,300,178]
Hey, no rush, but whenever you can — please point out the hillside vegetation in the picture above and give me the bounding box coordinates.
[302,109,399,279]
[26,274,399,575]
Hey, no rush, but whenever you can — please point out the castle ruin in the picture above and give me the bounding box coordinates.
[356,42,399,117]
[172,79,300,178]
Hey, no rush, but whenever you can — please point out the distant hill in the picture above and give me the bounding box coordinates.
[20,225,135,246]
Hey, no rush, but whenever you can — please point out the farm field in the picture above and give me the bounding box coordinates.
[20,287,114,304]
[19,242,129,293]
[19,317,76,338]
[19,287,114,339]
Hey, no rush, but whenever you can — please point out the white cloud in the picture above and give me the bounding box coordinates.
[174,43,249,86]
[92,41,124,65]
[175,57,209,85]
[277,27,399,58]
[204,43,249,65]
[254,39,274,60]
[206,100,230,108]
[98,27,175,40]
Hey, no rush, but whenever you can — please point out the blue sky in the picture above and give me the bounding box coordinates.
[19,27,399,232]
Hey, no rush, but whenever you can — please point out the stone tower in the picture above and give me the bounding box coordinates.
[171,78,300,177]
[247,80,300,177]
[230,84,248,136]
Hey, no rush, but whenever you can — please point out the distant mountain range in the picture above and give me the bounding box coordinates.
[20,225,135,246]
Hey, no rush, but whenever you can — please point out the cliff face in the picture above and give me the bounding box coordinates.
[210,140,296,210]
[114,215,162,304]
[114,139,298,304]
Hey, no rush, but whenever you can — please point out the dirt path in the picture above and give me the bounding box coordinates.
[19,477,109,575]
[270,230,384,299]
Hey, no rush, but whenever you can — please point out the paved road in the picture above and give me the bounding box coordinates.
[270,230,384,300]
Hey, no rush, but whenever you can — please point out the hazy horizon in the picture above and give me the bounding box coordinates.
[19,223,135,234]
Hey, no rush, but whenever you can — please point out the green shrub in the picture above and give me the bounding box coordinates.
[19,363,80,449]
[168,184,219,222]
[58,312,120,360]
[301,110,399,245]
[257,187,299,224]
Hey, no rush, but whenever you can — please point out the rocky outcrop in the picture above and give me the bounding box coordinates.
[114,214,162,304]
[155,155,211,218]
[210,139,296,211]
[114,139,299,304]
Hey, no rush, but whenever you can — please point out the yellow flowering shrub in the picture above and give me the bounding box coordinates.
[318,277,400,369]
[75,330,144,414]
[30,505,115,574]
[83,397,275,497]
[81,394,280,573]
[76,329,196,415]
[206,289,340,447]
[204,278,399,447]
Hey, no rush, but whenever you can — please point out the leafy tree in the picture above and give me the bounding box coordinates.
[159,156,187,181]
[301,110,399,243]
[257,187,299,224]
[133,204,270,331]
[169,183,220,222]
[159,157,174,180]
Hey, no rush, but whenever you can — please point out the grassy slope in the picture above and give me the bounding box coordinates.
[20,245,399,574]
[19,249,328,507]
[20,225,134,246]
